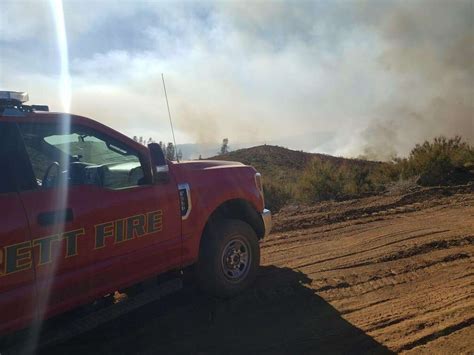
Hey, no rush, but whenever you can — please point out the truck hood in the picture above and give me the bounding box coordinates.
[168,159,264,221]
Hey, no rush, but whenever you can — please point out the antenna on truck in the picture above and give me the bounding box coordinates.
[161,73,179,162]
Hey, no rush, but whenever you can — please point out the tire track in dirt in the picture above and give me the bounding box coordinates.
[398,317,474,352]
[308,254,472,298]
[344,267,472,351]
[359,289,473,333]
[338,285,473,334]
[261,223,387,252]
[273,185,473,234]
[315,255,473,303]
[380,305,474,353]
[402,325,474,354]
[326,234,473,271]
[286,229,450,270]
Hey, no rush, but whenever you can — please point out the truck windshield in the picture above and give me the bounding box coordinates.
[44,133,137,165]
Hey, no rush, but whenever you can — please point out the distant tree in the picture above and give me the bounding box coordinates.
[133,135,138,142]
[199,154,202,160]
[220,138,229,155]
[165,142,175,160]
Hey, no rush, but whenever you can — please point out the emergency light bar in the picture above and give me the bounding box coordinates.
[0,91,29,103]
[0,91,49,113]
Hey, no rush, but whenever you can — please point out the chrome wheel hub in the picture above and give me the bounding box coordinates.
[221,237,251,281]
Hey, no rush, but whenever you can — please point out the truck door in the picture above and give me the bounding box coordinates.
[0,122,37,335]
[16,119,181,320]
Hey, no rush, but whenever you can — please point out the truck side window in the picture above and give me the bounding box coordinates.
[17,123,146,190]
[0,122,37,193]
[0,126,17,194]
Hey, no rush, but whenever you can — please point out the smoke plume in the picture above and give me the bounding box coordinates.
[0,0,472,159]
[358,0,473,159]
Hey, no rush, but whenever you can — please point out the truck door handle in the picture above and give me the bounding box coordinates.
[37,208,74,226]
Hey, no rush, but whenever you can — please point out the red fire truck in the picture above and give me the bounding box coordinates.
[0,91,271,337]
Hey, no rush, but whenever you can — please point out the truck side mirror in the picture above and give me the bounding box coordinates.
[148,143,169,184]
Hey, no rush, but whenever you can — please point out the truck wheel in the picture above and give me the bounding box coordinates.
[197,219,260,298]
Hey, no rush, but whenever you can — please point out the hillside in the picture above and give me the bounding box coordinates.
[209,145,381,184]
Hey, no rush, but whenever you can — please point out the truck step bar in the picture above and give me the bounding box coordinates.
[3,278,183,354]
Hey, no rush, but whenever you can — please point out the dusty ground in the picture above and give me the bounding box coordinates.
[44,184,473,354]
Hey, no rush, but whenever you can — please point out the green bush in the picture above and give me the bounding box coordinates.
[263,181,293,212]
[298,159,346,202]
[368,161,403,187]
[298,159,382,203]
[342,165,375,195]
[398,136,474,185]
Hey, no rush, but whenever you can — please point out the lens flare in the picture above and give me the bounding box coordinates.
[51,0,71,113]
[26,0,72,350]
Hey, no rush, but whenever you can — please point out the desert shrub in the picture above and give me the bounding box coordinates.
[264,181,293,212]
[342,165,375,195]
[298,159,387,203]
[365,136,474,188]
[368,161,403,187]
[400,136,474,185]
[298,159,345,202]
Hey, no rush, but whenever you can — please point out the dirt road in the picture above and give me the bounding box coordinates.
[45,185,473,354]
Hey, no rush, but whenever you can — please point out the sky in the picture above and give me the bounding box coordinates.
[0,0,472,160]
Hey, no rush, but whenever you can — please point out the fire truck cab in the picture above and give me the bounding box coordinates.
[0,91,271,336]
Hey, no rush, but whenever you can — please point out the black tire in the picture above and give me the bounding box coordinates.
[197,219,260,298]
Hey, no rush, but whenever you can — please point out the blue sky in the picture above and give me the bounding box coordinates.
[1,0,472,159]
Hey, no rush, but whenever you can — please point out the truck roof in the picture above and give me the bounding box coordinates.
[0,94,148,155]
